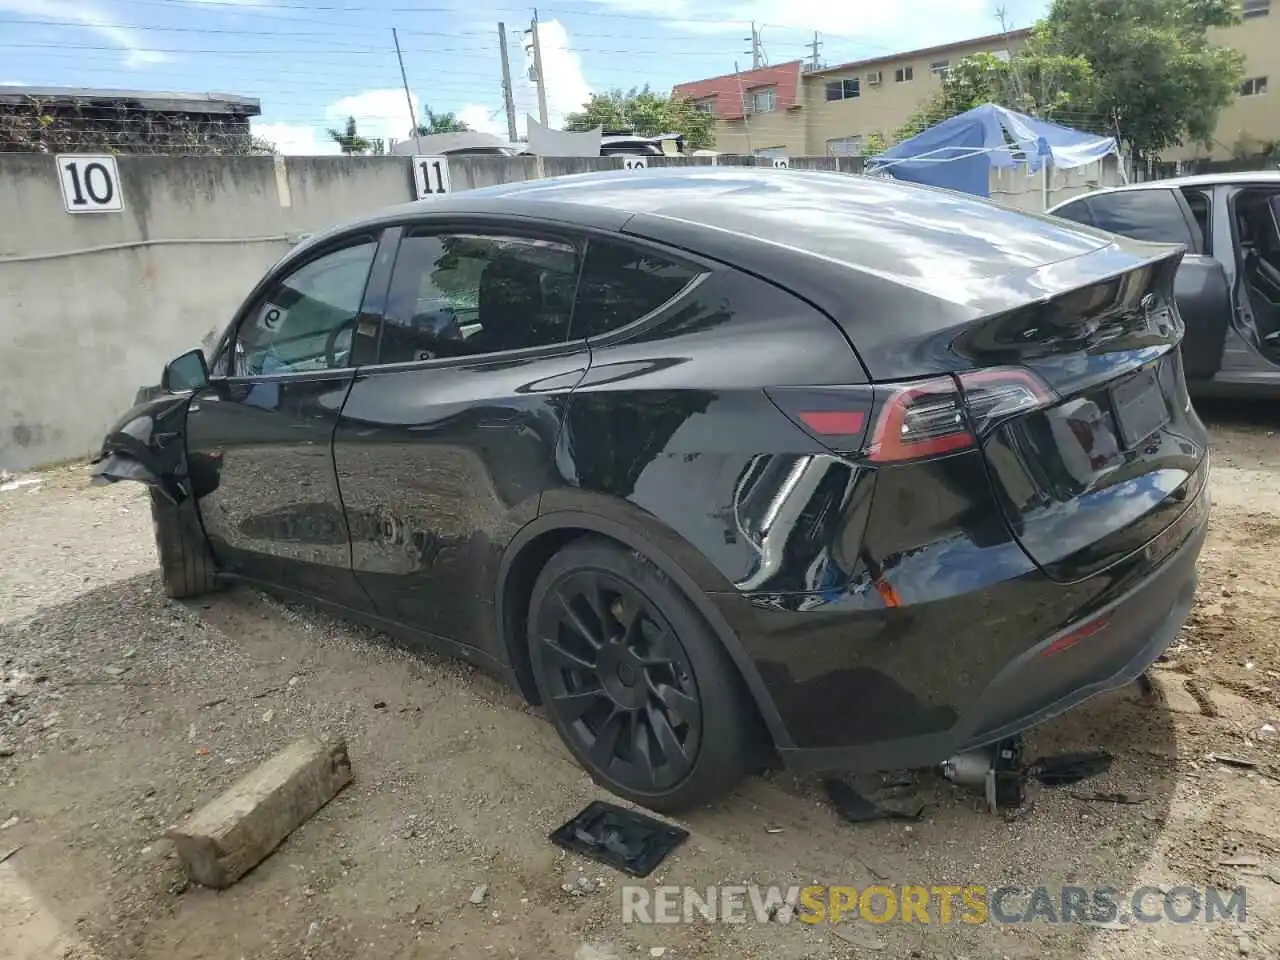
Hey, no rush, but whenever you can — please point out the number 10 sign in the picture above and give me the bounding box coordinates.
[56,154,124,213]
[412,156,453,199]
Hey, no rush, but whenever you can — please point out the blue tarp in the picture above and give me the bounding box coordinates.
[865,103,1118,198]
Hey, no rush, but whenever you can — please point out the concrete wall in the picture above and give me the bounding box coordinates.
[0,154,416,470]
[990,155,1126,213]
[0,150,1071,471]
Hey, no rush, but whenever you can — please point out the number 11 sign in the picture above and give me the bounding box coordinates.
[412,156,452,199]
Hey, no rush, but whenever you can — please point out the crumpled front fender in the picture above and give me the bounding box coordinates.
[90,390,193,501]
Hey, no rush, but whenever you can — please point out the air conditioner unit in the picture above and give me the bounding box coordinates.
[866,71,882,85]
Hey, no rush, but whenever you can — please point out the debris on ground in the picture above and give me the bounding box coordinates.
[549,801,688,878]
[1211,754,1258,769]
[1185,678,1219,717]
[469,884,488,905]
[0,472,42,494]
[1028,750,1113,786]
[825,777,926,823]
[165,735,353,889]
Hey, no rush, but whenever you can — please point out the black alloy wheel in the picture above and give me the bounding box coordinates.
[528,537,756,812]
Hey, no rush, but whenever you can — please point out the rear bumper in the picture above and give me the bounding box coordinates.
[773,487,1208,777]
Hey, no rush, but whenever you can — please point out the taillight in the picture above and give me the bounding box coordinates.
[957,368,1057,436]
[766,367,1055,465]
[867,376,971,463]
[867,367,1055,465]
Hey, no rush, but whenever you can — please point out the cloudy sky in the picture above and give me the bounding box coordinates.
[0,0,1050,154]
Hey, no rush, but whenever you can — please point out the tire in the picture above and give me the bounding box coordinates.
[528,536,755,813]
[149,489,219,599]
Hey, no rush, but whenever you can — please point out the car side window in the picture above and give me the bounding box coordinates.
[378,230,580,364]
[1084,190,1196,247]
[571,238,703,339]
[234,238,378,376]
[1052,198,1095,228]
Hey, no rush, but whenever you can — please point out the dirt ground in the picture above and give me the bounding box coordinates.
[3,402,1280,960]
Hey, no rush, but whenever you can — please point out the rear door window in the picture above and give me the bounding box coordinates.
[1084,189,1197,247]
[571,238,702,339]
[378,229,581,363]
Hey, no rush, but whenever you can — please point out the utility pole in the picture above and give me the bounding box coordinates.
[807,31,822,71]
[497,22,518,142]
[392,27,421,152]
[530,9,549,128]
[735,60,753,155]
[743,21,765,69]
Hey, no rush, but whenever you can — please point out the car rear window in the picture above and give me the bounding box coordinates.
[1084,189,1197,248]
[571,239,701,339]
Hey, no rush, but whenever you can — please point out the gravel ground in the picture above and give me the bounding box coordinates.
[2,403,1280,960]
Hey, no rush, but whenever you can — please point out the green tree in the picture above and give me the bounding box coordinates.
[415,105,471,136]
[327,115,374,155]
[1035,0,1245,162]
[892,0,1244,163]
[894,46,1095,141]
[863,132,889,156]
[564,86,715,151]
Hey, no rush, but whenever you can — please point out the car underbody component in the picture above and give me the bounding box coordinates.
[824,777,926,823]
[943,737,1114,812]
[548,800,689,878]
[942,737,1025,812]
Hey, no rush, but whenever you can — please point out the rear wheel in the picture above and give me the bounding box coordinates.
[528,537,753,812]
[150,489,218,599]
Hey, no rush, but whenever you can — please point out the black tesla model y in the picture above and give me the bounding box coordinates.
[93,168,1210,812]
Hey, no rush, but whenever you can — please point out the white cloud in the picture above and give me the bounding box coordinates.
[0,80,26,86]
[0,0,168,67]
[250,120,340,156]
[457,104,507,137]
[325,89,421,148]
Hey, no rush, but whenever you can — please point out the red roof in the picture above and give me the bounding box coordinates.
[673,61,803,121]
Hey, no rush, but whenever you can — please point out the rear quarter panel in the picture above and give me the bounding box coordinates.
[544,268,870,595]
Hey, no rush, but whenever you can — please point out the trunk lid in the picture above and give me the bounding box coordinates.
[954,247,1209,581]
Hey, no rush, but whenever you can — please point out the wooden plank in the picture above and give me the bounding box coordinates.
[165,735,352,888]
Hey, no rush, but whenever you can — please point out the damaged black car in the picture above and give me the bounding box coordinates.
[93,168,1210,813]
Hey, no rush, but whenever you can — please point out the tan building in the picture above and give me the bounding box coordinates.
[1167,0,1278,161]
[674,6,1279,163]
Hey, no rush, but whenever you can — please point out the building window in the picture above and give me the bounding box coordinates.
[1241,76,1269,96]
[930,59,950,76]
[1243,0,1270,18]
[895,66,914,83]
[991,49,1012,61]
[747,87,777,113]
[694,97,716,116]
[824,78,861,101]
[754,146,788,159]
[827,135,865,156]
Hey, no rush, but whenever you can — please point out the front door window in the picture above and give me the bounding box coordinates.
[235,238,379,376]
